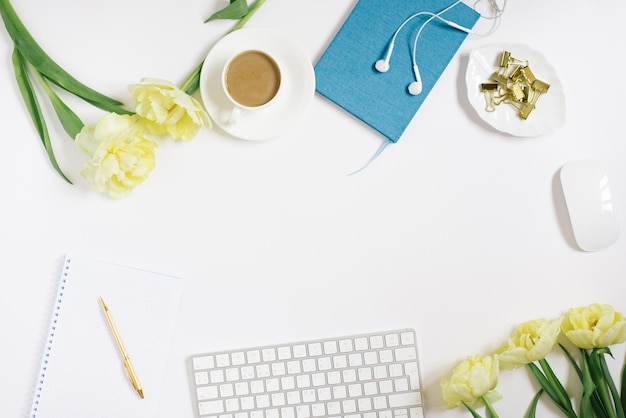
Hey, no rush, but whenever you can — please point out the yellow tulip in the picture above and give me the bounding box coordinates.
[129,78,210,141]
[561,303,626,349]
[76,113,157,199]
[495,318,562,369]
[441,354,502,409]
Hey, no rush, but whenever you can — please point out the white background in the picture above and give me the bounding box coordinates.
[1,0,625,417]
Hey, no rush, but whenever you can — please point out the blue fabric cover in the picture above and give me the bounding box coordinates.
[315,0,480,142]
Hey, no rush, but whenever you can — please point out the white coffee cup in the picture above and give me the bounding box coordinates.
[221,49,282,124]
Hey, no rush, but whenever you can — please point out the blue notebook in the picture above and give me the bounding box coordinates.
[315,0,480,143]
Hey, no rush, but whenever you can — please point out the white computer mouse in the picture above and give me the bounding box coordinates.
[559,159,620,251]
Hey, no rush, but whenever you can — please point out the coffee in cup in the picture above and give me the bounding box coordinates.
[222,50,281,123]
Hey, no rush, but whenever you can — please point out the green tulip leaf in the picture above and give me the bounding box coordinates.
[34,70,84,139]
[461,401,485,418]
[205,0,249,22]
[527,389,543,418]
[12,48,71,183]
[621,361,626,418]
[0,0,123,109]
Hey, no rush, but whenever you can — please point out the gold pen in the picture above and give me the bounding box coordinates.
[99,296,144,399]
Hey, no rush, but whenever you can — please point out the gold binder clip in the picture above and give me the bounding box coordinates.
[491,71,509,86]
[499,51,512,67]
[519,103,535,119]
[519,66,536,84]
[532,79,550,94]
[510,83,527,102]
[480,51,551,120]
[481,83,499,112]
[500,50,528,68]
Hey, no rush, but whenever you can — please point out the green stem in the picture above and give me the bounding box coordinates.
[621,360,626,417]
[180,61,203,95]
[539,359,578,417]
[598,351,624,418]
[480,395,500,418]
[228,0,266,33]
[591,350,617,418]
[179,0,266,95]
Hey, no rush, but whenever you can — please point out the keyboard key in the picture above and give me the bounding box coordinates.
[311,403,325,417]
[389,363,403,377]
[256,364,270,378]
[293,345,307,358]
[277,346,292,360]
[287,360,301,374]
[333,355,347,368]
[302,389,316,402]
[195,371,209,385]
[358,396,373,411]
[385,333,400,347]
[388,391,422,408]
[318,387,332,401]
[197,385,218,400]
[272,362,286,376]
[193,355,214,370]
[235,382,249,395]
[395,346,417,361]
[373,395,387,409]
[308,342,322,356]
[404,362,421,390]
[263,348,277,362]
[410,407,425,418]
[348,353,363,367]
[342,399,357,413]
[354,337,369,350]
[295,405,310,418]
[281,376,295,390]
[327,401,341,414]
[247,350,261,364]
[199,399,224,415]
[370,335,384,349]
[287,391,301,404]
[323,340,338,354]
[216,354,230,367]
[281,407,295,418]
[400,331,415,345]
[318,356,332,370]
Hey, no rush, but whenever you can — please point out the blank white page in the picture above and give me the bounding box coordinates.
[31,254,183,418]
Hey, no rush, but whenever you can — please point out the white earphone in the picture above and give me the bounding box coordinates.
[374,1,473,96]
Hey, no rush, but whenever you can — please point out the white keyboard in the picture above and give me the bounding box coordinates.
[189,329,425,418]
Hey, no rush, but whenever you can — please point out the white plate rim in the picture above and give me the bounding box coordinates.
[200,27,315,141]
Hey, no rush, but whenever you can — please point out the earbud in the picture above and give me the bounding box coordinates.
[374,41,395,72]
[408,64,422,95]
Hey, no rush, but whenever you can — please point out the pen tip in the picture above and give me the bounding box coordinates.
[138,389,144,399]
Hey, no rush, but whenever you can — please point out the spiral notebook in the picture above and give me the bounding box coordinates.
[30,254,183,418]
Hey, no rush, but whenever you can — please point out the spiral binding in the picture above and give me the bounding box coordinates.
[30,256,71,417]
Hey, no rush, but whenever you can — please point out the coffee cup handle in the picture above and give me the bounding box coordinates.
[227,106,244,125]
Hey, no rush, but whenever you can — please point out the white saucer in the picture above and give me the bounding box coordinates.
[465,43,566,137]
[200,27,315,141]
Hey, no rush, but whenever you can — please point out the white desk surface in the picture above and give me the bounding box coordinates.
[2,0,625,417]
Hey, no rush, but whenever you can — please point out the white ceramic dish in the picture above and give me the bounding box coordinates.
[465,43,566,137]
[200,27,315,141]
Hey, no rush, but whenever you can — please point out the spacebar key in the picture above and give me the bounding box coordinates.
[388,392,423,408]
